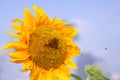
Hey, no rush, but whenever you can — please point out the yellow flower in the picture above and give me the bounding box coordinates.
[3,5,80,80]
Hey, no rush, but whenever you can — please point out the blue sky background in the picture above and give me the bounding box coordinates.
[0,0,120,80]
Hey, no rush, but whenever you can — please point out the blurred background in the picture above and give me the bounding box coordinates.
[0,0,120,80]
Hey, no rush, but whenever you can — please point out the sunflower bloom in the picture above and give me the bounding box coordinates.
[3,5,80,80]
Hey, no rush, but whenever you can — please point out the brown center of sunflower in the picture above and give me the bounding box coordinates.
[28,25,67,70]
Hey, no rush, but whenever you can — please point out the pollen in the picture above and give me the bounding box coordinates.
[28,25,67,70]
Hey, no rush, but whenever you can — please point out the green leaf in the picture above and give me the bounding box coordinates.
[71,74,83,80]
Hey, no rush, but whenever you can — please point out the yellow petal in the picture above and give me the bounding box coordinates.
[54,68,70,80]
[32,5,51,26]
[53,18,64,25]
[65,59,77,69]
[30,67,46,80]
[12,18,23,22]
[67,45,80,57]
[30,74,39,80]
[22,61,33,72]
[32,5,46,17]
[38,71,46,80]
[24,8,36,30]
[65,37,75,46]
[59,65,70,75]
[12,18,24,25]
[9,51,29,59]
[12,24,23,33]
[46,71,57,80]
[65,38,80,57]
[30,64,40,80]
[6,29,29,44]
[52,18,64,29]
[6,30,19,39]
[11,24,29,43]
[2,42,27,50]
[10,58,28,63]
[61,26,78,38]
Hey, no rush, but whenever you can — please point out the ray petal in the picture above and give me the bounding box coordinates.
[52,18,64,29]
[12,24,24,33]
[61,26,78,38]
[59,64,70,75]
[24,8,36,30]
[6,29,29,43]
[65,38,80,57]
[46,71,57,80]
[9,51,29,59]
[67,45,80,57]
[2,42,27,50]
[65,59,78,69]
[30,64,40,80]
[12,18,24,25]
[32,5,47,17]
[22,61,33,72]
[6,30,19,39]
[10,58,28,63]
[38,69,46,80]
[54,68,70,80]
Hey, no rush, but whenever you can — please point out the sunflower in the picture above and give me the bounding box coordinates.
[2,5,80,80]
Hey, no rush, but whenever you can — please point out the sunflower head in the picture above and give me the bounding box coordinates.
[3,5,80,80]
[28,25,67,70]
